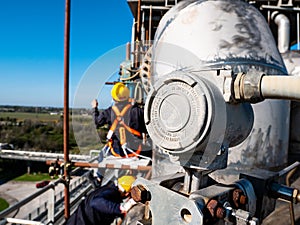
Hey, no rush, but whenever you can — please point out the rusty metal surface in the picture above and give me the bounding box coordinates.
[63,0,71,219]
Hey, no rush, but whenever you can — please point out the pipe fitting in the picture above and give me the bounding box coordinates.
[234,72,300,103]
[233,72,265,103]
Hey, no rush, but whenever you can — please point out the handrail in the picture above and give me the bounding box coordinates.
[0,170,93,225]
[0,178,64,219]
[0,150,90,160]
[1,218,44,225]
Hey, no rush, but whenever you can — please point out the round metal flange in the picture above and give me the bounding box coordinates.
[144,71,213,154]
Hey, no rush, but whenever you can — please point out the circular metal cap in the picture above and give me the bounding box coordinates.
[144,72,213,154]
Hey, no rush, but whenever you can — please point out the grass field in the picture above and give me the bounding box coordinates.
[0,173,52,212]
[0,112,61,122]
[13,173,52,182]
[0,198,9,212]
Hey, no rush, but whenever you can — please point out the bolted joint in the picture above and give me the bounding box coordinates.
[207,199,226,219]
[232,189,247,208]
[233,72,265,103]
[131,184,151,203]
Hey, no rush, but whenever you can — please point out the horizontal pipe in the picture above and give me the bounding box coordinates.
[141,5,171,10]
[46,160,152,171]
[269,182,299,203]
[5,218,44,225]
[2,218,45,225]
[261,75,300,101]
[0,150,89,161]
[261,5,300,12]
[278,161,300,177]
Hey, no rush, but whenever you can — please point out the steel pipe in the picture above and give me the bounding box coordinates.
[234,73,300,102]
[271,11,290,53]
[261,75,300,101]
[3,218,44,225]
[46,160,152,171]
[261,5,300,12]
[63,0,71,219]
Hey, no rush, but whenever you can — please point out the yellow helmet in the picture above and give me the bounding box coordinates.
[118,175,136,192]
[111,82,130,102]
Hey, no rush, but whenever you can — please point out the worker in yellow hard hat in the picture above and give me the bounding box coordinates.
[91,82,152,160]
[110,82,130,102]
[117,175,136,193]
[66,175,137,225]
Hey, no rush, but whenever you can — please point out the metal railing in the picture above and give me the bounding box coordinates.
[0,172,93,225]
[0,150,90,162]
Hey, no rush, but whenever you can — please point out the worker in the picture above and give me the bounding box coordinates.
[91,82,151,159]
[65,175,137,225]
[48,163,55,179]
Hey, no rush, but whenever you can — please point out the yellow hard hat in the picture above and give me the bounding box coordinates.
[111,82,130,102]
[118,175,136,192]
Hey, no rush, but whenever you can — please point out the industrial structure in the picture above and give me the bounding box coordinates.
[1,0,300,225]
[122,0,300,225]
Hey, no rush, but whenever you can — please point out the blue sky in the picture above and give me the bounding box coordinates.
[0,0,134,108]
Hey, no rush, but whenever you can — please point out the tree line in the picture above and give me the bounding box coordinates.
[0,113,103,155]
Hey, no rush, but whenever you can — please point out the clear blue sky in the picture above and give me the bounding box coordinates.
[0,0,134,108]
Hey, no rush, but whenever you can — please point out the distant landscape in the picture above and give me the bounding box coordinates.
[0,105,104,155]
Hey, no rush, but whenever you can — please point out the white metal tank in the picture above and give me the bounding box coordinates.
[147,0,290,177]
[282,51,300,161]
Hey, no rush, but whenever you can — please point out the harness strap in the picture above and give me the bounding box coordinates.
[119,127,126,146]
[107,140,142,158]
[106,103,142,158]
[119,121,141,137]
[107,104,141,139]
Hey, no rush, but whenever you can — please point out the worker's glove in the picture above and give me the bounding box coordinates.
[120,198,137,213]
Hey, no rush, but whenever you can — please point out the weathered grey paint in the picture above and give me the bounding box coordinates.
[149,0,290,175]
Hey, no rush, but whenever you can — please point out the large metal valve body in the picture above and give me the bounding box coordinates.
[145,0,290,175]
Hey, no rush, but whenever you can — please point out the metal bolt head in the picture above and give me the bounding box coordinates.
[131,184,151,203]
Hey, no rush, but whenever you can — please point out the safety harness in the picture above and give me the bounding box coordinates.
[106,103,142,158]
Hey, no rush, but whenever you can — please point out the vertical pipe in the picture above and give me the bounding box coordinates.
[141,10,145,44]
[134,0,141,69]
[271,11,290,53]
[126,42,131,61]
[191,173,200,192]
[149,5,152,42]
[297,12,299,50]
[183,170,191,193]
[131,18,135,67]
[47,187,55,224]
[63,0,71,220]
[137,0,141,37]
[267,2,271,25]
[286,168,298,225]
[134,40,139,68]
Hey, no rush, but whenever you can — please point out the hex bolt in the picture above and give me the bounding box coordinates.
[131,184,151,203]
[233,189,247,208]
[207,199,225,219]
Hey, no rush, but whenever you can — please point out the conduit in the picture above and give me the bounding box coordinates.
[261,75,300,101]
[272,11,290,53]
